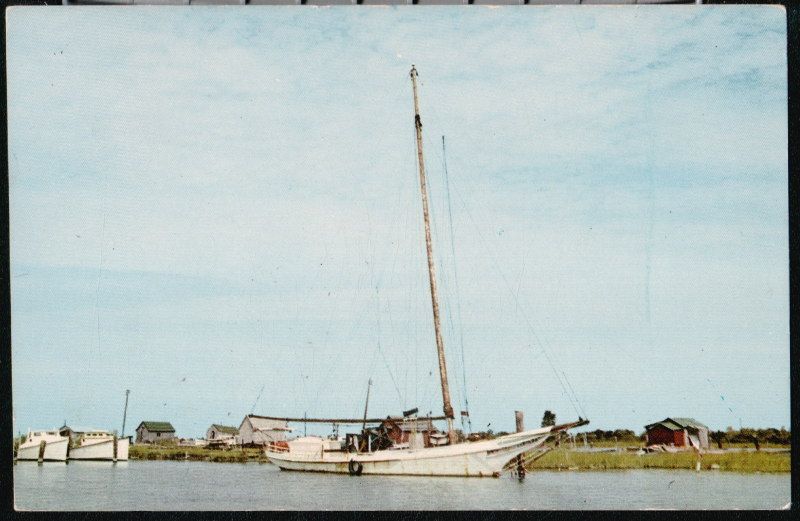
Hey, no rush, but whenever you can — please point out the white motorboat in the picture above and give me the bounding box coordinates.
[16,430,69,461]
[68,430,130,461]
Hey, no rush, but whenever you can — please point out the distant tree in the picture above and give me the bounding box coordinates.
[541,410,556,428]
[710,430,726,449]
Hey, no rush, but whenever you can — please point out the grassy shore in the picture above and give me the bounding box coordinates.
[129,445,269,463]
[130,444,789,473]
[528,448,790,473]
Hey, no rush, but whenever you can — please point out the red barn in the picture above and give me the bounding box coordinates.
[644,417,709,450]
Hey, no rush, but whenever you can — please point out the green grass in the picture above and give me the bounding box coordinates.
[129,444,269,463]
[574,440,789,449]
[528,448,790,473]
[129,443,789,473]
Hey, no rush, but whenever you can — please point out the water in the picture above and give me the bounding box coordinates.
[14,461,790,510]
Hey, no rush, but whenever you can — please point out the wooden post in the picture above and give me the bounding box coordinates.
[362,378,372,433]
[515,411,525,479]
[38,440,46,463]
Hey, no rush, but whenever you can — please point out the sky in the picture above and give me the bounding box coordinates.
[8,6,788,438]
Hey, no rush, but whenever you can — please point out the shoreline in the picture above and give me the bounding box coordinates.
[129,445,269,463]
[527,448,790,473]
[126,445,790,473]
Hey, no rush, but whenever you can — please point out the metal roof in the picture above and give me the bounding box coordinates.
[645,417,708,431]
[669,417,708,430]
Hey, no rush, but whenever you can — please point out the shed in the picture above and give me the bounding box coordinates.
[206,424,239,441]
[644,417,709,450]
[206,424,239,446]
[238,415,290,447]
[135,421,176,444]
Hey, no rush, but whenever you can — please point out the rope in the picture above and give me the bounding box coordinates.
[449,183,586,420]
[441,136,471,433]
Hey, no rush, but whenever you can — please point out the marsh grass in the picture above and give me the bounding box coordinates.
[129,444,789,472]
[130,445,268,463]
[529,448,790,473]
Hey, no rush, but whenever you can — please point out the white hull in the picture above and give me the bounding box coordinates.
[267,426,553,477]
[117,437,130,460]
[16,438,69,462]
[69,438,130,461]
[15,444,41,461]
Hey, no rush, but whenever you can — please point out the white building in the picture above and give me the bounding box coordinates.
[205,424,239,446]
[238,415,290,446]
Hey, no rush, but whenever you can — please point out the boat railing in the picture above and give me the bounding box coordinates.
[266,441,290,453]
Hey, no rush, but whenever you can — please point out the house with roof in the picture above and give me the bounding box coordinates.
[238,415,290,447]
[135,421,176,444]
[206,424,240,447]
[644,417,709,450]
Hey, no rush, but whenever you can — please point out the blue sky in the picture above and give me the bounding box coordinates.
[8,6,788,438]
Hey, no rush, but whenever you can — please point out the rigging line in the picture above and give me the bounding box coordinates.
[562,370,588,419]
[421,148,465,423]
[374,282,404,407]
[450,183,584,419]
[442,179,583,418]
[441,136,471,431]
[250,384,266,415]
[428,141,464,426]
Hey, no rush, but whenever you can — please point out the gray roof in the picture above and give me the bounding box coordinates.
[243,415,290,431]
[645,417,708,431]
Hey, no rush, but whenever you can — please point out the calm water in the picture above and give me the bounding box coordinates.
[14,460,790,510]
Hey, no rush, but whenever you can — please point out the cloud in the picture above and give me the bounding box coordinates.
[8,6,788,435]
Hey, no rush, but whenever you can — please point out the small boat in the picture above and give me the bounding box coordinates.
[16,430,69,461]
[265,66,589,477]
[67,430,130,461]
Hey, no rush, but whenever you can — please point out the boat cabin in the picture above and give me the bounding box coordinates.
[381,416,443,448]
[25,430,63,443]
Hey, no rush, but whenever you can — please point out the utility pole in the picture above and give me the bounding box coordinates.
[121,389,130,437]
[410,65,456,444]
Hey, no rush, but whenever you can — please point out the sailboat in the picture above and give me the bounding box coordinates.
[265,66,588,477]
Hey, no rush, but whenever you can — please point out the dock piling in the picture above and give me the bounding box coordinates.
[515,411,525,480]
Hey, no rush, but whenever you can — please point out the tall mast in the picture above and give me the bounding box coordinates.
[409,65,456,443]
